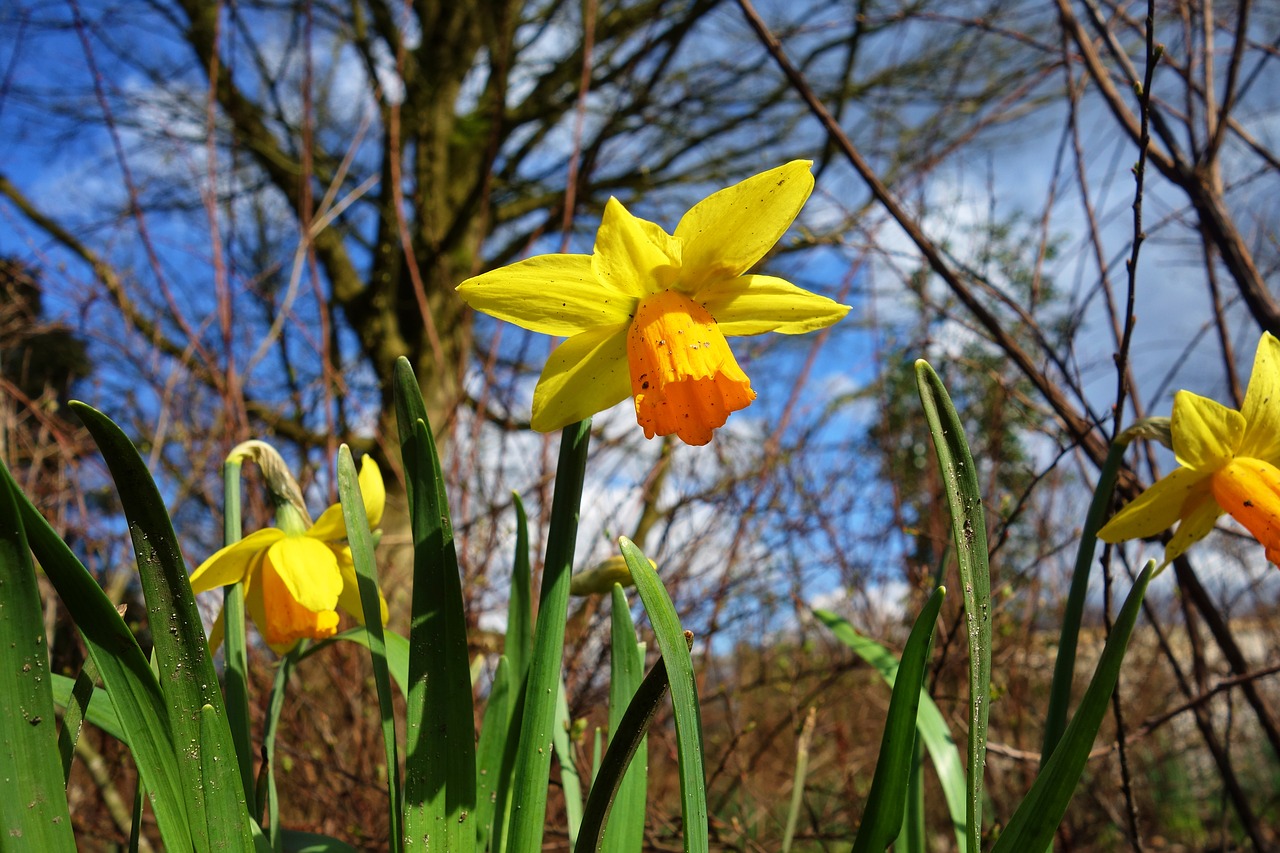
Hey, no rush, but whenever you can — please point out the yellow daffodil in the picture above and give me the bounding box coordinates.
[192,456,389,653]
[456,161,850,445]
[1099,332,1280,567]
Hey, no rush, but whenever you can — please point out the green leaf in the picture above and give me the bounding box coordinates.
[222,459,257,808]
[620,537,707,853]
[51,673,125,744]
[394,361,477,853]
[505,420,592,852]
[4,461,193,850]
[73,402,254,850]
[602,585,646,853]
[280,829,362,852]
[0,467,76,850]
[850,586,945,853]
[914,361,991,851]
[555,677,585,848]
[992,564,1154,852]
[577,635,677,853]
[337,445,404,850]
[475,656,513,851]
[780,707,816,853]
[813,610,968,852]
[57,656,99,783]
[506,494,533,685]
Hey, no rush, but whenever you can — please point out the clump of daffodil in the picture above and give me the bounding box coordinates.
[1100,331,1280,568]
[191,441,389,653]
[456,161,850,445]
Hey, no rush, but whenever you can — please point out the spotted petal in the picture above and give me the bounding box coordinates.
[697,275,849,335]
[592,197,682,298]
[1171,391,1244,471]
[1239,332,1280,461]
[531,323,631,432]
[674,161,813,292]
[457,254,632,335]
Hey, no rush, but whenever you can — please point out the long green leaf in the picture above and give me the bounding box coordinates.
[505,420,592,852]
[475,656,513,851]
[52,674,125,743]
[301,628,411,699]
[555,677,586,848]
[992,564,1154,852]
[73,402,254,850]
[57,655,99,783]
[394,361,477,853]
[576,643,676,853]
[851,586,945,853]
[620,537,707,853]
[813,611,968,852]
[507,494,533,684]
[4,462,193,850]
[0,467,76,849]
[914,361,990,851]
[222,459,256,808]
[337,445,404,850]
[602,585,646,853]
[280,829,361,852]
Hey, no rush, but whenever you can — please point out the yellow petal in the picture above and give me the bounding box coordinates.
[189,528,283,592]
[530,323,632,432]
[697,275,850,335]
[206,606,225,654]
[264,536,344,613]
[243,572,302,655]
[260,557,340,647]
[674,161,813,293]
[334,546,389,625]
[1164,490,1223,564]
[1097,467,1211,542]
[307,503,347,541]
[1239,332,1280,461]
[456,255,633,335]
[1171,390,1244,471]
[359,456,386,528]
[592,197,682,297]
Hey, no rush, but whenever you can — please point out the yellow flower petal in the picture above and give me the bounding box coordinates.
[1098,467,1211,542]
[1209,457,1280,565]
[243,573,303,655]
[530,323,632,432]
[592,197,682,297]
[308,456,385,540]
[359,456,385,528]
[456,255,633,335]
[1239,332,1280,461]
[674,161,813,293]
[264,536,344,613]
[189,528,283,592]
[334,545,389,625]
[260,557,340,647]
[628,290,755,445]
[1164,490,1223,564]
[697,275,850,336]
[1171,390,1244,471]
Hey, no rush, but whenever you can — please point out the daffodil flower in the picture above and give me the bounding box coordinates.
[192,457,390,653]
[457,161,850,445]
[1099,332,1280,567]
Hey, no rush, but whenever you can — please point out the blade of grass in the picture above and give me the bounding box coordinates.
[602,585,646,853]
[5,462,192,850]
[813,611,968,852]
[1041,441,1126,765]
[57,656,100,783]
[851,586,946,853]
[555,676,585,848]
[0,468,76,849]
[620,536,707,853]
[576,639,680,853]
[780,706,817,853]
[914,361,990,850]
[992,563,1154,852]
[505,420,592,852]
[475,655,513,851]
[74,401,254,849]
[337,445,404,850]
[393,361,477,852]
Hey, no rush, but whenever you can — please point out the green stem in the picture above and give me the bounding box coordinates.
[222,458,256,809]
[260,645,300,850]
